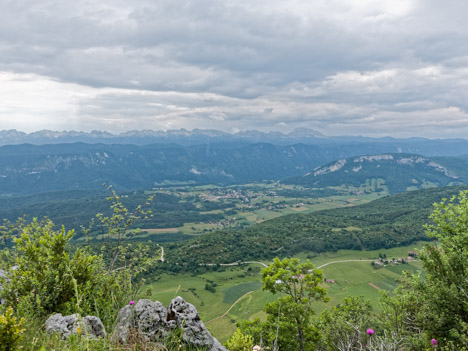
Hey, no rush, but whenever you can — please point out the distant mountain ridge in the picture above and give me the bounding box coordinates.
[1,128,468,147]
[1,141,468,195]
[0,128,327,146]
[284,153,468,193]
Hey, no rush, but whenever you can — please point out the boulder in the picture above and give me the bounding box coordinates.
[167,296,227,351]
[83,316,107,338]
[45,313,107,339]
[113,299,169,343]
[113,297,227,351]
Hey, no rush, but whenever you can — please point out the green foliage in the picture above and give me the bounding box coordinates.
[419,190,468,348]
[0,306,24,351]
[204,282,216,293]
[262,257,327,303]
[0,190,221,239]
[225,328,254,351]
[2,218,98,315]
[380,190,468,350]
[242,258,327,351]
[95,185,154,272]
[0,218,128,326]
[317,296,373,350]
[284,153,468,194]
[0,249,14,270]
[168,186,468,270]
[0,188,159,328]
[14,315,210,351]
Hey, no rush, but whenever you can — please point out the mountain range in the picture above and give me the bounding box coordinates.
[1,140,468,195]
[0,128,324,146]
[2,128,468,148]
[284,153,468,193]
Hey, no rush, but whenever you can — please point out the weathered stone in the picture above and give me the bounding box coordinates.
[167,296,227,351]
[45,313,107,339]
[45,314,72,338]
[113,299,169,343]
[113,297,227,351]
[82,316,107,338]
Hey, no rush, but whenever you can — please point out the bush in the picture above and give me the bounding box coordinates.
[204,282,216,293]
[0,306,24,351]
[225,328,254,351]
[1,218,132,328]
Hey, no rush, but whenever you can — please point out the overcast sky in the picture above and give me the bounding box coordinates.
[1,0,468,138]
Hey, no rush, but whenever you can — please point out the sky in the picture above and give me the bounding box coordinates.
[1,0,468,138]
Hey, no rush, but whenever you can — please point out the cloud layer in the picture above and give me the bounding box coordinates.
[1,0,468,138]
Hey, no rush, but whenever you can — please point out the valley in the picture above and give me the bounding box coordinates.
[0,181,384,240]
[1,136,467,349]
[134,182,384,238]
[2,1,468,347]
[147,243,426,342]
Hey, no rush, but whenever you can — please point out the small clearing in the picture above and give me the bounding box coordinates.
[144,228,179,234]
[206,291,254,323]
[317,259,374,269]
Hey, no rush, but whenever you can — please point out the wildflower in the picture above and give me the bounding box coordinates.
[129,300,135,306]
[431,338,438,346]
[366,328,375,335]
[253,346,262,351]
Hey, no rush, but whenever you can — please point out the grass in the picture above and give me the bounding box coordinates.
[127,183,389,239]
[143,242,426,342]
[18,322,209,351]
[223,281,263,303]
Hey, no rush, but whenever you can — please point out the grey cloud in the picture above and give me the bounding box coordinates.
[1,0,468,138]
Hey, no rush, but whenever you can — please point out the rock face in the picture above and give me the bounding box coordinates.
[45,313,107,339]
[113,297,227,351]
[0,269,9,305]
[114,299,170,344]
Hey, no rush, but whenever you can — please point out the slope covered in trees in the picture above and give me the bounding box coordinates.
[166,186,468,268]
[1,142,468,195]
[283,153,468,193]
[0,190,224,239]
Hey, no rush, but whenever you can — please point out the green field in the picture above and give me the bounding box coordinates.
[129,183,387,239]
[144,242,425,342]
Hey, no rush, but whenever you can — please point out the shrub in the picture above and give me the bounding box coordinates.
[0,306,25,351]
[1,218,132,328]
[225,328,254,351]
[204,282,216,293]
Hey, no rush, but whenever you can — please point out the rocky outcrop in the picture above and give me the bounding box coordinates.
[45,313,107,339]
[113,299,170,344]
[113,297,227,351]
[168,296,226,350]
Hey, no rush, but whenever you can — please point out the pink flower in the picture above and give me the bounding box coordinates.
[129,300,135,306]
[431,338,438,346]
[366,328,375,335]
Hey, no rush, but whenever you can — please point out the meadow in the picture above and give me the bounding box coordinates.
[145,242,425,342]
[136,182,386,238]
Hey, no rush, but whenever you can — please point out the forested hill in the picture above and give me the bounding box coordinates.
[283,153,468,193]
[165,186,468,268]
[0,190,222,240]
[1,142,468,195]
